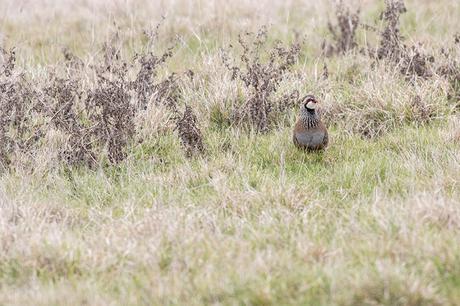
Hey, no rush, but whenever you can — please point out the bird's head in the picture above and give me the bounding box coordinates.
[301,95,318,114]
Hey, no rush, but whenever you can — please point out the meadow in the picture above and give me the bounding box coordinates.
[1,0,460,305]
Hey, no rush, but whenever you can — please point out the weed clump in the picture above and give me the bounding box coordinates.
[85,38,135,164]
[0,47,15,77]
[376,0,433,80]
[86,27,178,164]
[132,32,175,110]
[176,105,205,157]
[0,24,182,169]
[323,1,360,56]
[44,75,96,167]
[410,95,433,124]
[438,39,460,103]
[377,0,406,60]
[0,48,45,168]
[62,47,83,68]
[400,45,434,80]
[149,73,180,112]
[221,27,302,132]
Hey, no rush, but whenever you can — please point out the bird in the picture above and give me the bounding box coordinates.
[293,95,329,151]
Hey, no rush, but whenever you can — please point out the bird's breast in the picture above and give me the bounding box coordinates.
[294,129,325,147]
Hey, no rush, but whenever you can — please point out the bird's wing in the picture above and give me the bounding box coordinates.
[293,132,302,148]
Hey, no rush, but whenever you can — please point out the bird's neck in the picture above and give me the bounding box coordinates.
[301,110,319,129]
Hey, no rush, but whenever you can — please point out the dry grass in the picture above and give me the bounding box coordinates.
[1,0,460,305]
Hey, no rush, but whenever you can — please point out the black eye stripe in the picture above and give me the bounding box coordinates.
[303,96,316,103]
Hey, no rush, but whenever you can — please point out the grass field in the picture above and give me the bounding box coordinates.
[1,0,460,305]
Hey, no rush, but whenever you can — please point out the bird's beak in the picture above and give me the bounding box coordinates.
[306,101,317,109]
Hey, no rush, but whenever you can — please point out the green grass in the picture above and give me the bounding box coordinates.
[1,0,460,304]
[2,121,459,305]
[33,123,444,210]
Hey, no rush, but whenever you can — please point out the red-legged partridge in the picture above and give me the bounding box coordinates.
[293,95,329,151]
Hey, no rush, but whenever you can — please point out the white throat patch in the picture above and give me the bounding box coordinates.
[306,102,317,109]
